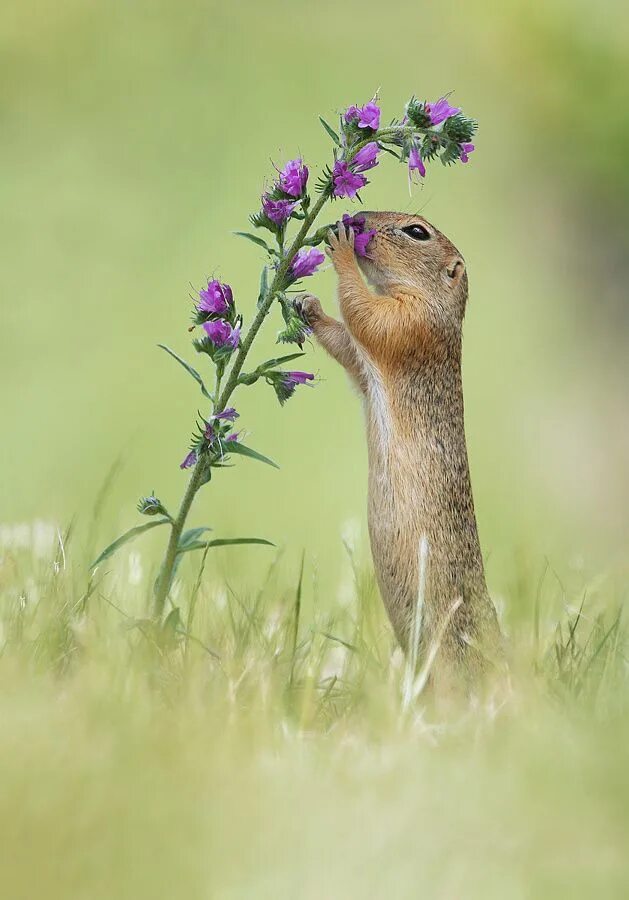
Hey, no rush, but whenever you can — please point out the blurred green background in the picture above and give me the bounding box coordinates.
[1,0,627,604]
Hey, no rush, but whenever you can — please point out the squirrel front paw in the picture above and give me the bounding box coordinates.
[293,292,323,326]
[326,222,356,272]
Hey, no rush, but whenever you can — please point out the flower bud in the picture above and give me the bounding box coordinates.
[137,494,170,517]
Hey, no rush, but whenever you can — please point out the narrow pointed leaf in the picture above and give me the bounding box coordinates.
[258,352,305,372]
[319,116,340,145]
[90,518,170,570]
[178,537,275,554]
[178,526,213,551]
[225,441,279,469]
[259,265,269,302]
[158,345,212,400]
[234,231,274,253]
[163,606,182,633]
[380,144,401,160]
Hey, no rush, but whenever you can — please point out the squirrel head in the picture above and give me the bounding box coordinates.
[356,211,468,343]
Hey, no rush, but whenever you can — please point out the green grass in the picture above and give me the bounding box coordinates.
[0,522,627,899]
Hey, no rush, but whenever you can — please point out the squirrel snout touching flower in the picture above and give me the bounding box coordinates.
[297,212,505,704]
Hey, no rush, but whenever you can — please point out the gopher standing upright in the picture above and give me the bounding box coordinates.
[298,213,504,698]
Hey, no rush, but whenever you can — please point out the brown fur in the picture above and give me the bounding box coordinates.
[297,212,505,698]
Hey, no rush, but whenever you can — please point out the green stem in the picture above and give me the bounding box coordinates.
[154,457,207,617]
[153,189,330,618]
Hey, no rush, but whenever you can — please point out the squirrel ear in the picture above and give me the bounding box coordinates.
[442,257,465,289]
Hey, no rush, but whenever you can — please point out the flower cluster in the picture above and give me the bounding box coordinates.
[265,369,315,406]
[181,91,478,470]
[256,158,309,230]
[181,407,240,469]
[320,94,476,203]
[402,95,476,179]
[193,278,241,360]
[332,141,381,199]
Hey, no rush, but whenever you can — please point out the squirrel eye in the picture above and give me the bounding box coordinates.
[402,224,431,241]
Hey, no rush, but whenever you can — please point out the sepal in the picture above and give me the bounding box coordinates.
[442,113,477,144]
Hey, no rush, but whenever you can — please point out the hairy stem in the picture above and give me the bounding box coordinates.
[153,458,207,616]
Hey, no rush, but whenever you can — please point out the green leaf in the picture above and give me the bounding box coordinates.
[178,537,275,554]
[257,352,305,372]
[158,345,212,401]
[380,144,401,160]
[258,265,269,305]
[319,116,340,145]
[161,606,183,648]
[225,441,279,469]
[199,464,212,487]
[234,231,274,253]
[90,518,170,570]
[178,526,213,551]
[163,606,182,632]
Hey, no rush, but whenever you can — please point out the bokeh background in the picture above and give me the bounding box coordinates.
[2,0,628,609]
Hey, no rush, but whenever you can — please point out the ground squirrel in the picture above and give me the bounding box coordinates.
[297,212,504,698]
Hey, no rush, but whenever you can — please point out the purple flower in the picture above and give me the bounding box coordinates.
[284,371,315,386]
[202,319,240,349]
[352,142,380,173]
[342,213,376,258]
[262,195,298,225]
[275,370,315,404]
[226,431,239,442]
[204,421,216,442]
[213,407,239,422]
[426,97,461,126]
[332,161,368,199]
[198,280,233,315]
[180,450,198,470]
[345,100,381,131]
[459,142,475,163]
[408,147,426,180]
[270,369,316,405]
[278,158,309,197]
[289,247,325,280]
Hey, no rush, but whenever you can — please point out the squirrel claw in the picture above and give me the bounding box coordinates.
[327,221,356,269]
[293,292,322,325]
[337,221,354,250]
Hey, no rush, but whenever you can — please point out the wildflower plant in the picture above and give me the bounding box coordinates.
[91,92,479,618]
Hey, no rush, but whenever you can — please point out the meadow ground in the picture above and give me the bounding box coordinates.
[0,519,627,900]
